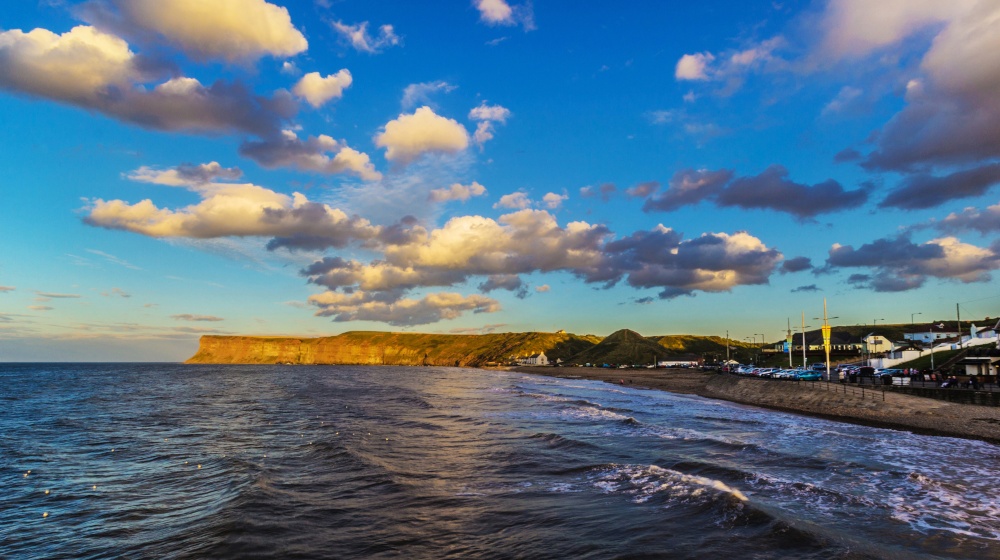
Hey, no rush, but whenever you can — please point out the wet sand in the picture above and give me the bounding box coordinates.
[513,366,1000,445]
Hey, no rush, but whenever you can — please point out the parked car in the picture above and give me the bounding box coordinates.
[796,371,822,381]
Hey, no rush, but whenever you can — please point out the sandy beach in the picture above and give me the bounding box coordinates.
[514,366,1000,445]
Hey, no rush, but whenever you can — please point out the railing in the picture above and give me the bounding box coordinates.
[724,371,1000,405]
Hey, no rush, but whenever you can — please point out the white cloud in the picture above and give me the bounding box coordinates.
[474,0,535,30]
[468,102,511,146]
[469,102,511,123]
[494,192,531,209]
[81,0,308,62]
[309,290,500,326]
[240,130,381,181]
[0,26,137,103]
[821,86,863,116]
[675,52,714,80]
[293,70,352,108]
[331,20,401,53]
[429,181,487,202]
[127,162,242,187]
[0,286,15,293]
[375,106,470,164]
[402,80,457,109]
[819,0,972,59]
[542,192,568,209]
[535,284,550,293]
[0,28,295,136]
[85,183,381,246]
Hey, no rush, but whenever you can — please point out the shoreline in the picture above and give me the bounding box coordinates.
[512,366,1000,445]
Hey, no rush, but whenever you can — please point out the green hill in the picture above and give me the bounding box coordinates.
[567,329,673,366]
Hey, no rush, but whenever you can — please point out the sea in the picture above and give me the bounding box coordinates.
[2,363,999,559]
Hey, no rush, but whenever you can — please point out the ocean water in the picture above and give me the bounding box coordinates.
[2,364,999,559]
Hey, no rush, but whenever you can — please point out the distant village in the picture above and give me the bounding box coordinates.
[510,319,1000,380]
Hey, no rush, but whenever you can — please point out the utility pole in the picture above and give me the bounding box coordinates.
[787,318,793,368]
[957,303,963,350]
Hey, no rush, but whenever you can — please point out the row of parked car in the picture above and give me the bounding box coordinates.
[729,365,823,381]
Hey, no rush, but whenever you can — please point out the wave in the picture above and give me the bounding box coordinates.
[529,432,602,452]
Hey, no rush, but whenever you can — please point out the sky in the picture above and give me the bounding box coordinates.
[2,0,1000,362]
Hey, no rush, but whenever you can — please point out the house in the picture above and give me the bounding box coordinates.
[516,352,549,366]
[905,327,960,344]
[657,354,704,368]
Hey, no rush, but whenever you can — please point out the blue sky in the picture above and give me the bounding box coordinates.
[2,0,999,361]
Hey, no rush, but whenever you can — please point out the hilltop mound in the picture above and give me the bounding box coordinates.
[568,329,672,366]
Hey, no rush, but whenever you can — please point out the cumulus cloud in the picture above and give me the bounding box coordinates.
[879,164,1000,210]
[171,314,224,322]
[468,102,511,146]
[819,0,968,60]
[474,0,535,30]
[332,20,401,53]
[674,38,783,86]
[127,161,242,186]
[494,192,531,209]
[642,169,732,212]
[542,192,568,209]
[780,256,813,273]
[375,106,470,164]
[429,181,487,203]
[84,182,382,251]
[293,70,352,108]
[478,274,528,298]
[402,80,457,109]
[935,203,1000,235]
[79,0,308,62]
[0,28,296,136]
[823,235,999,291]
[675,52,714,80]
[309,290,500,326]
[240,130,381,181]
[829,2,1000,172]
[600,228,783,299]
[715,165,868,219]
[301,209,781,306]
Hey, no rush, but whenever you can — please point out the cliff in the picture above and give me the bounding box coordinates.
[185,331,602,366]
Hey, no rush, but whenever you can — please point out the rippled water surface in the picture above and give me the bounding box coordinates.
[3,363,999,559]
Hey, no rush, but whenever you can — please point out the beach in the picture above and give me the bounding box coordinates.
[514,366,1000,445]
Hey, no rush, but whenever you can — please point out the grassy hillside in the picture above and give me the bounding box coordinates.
[568,329,674,365]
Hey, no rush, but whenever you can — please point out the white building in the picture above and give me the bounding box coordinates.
[516,352,549,366]
[904,329,959,344]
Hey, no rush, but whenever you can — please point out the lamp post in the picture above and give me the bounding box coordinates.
[744,337,753,364]
[800,311,811,368]
[911,312,922,325]
[753,333,764,364]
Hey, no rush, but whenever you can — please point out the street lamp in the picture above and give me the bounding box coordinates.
[755,333,764,365]
[813,298,839,382]
[911,312,922,325]
[799,312,811,368]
